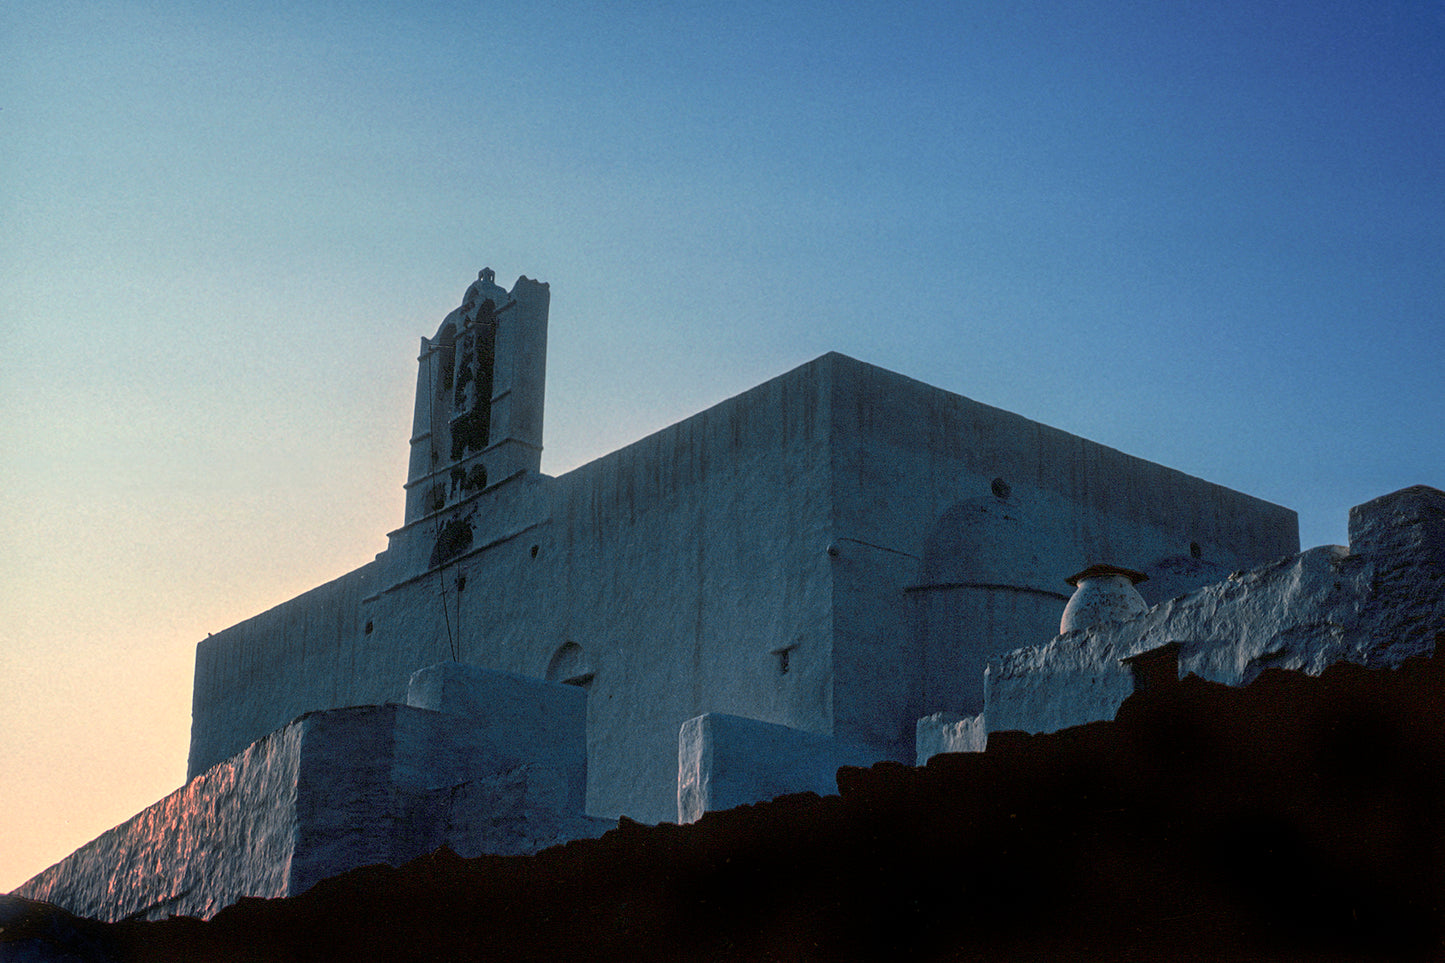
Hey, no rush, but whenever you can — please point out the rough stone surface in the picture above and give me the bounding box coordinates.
[16,666,610,923]
[439,765,613,858]
[15,718,305,922]
[677,713,881,823]
[915,711,986,764]
[986,485,1445,737]
[187,563,375,788]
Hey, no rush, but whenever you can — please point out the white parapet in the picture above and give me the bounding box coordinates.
[983,486,1445,738]
[677,713,888,824]
[406,660,588,814]
[915,711,987,765]
[18,665,610,923]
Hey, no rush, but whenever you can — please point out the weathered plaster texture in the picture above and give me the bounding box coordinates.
[985,485,1445,737]
[18,666,609,922]
[188,563,375,783]
[188,331,1298,826]
[15,719,304,922]
[915,712,987,765]
[677,713,880,824]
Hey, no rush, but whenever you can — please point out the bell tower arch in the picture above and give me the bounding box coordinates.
[403,268,550,524]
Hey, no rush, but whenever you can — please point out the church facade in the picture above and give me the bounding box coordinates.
[188,270,1297,824]
[21,270,1339,922]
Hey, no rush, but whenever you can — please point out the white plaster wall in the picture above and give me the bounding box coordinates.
[378,359,839,825]
[985,487,1445,736]
[544,360,837,822]
[824,355,1298,753]
[185,351,1301,833]
[677,713,880,823]
[406,662,588,814]
[191,359,840,827]
[24,675,608,923]
[912,584,1066,715]
[18,720,304,922]
[915,711,987,765]
[488,276,549,466]
[285,701,604,893]
[189,563,376,779]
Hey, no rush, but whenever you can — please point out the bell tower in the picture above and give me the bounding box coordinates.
[402,269,550,524]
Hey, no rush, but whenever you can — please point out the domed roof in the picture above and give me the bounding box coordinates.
[917,488,1062,593]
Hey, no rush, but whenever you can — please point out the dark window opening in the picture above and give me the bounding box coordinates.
[991,477,1011,499]
[448,302,499,462]
[364,621,374,635]
[436,324,457,395]
[1190,541,1203,559]
[429,517,475,569]
[450,409,489,462]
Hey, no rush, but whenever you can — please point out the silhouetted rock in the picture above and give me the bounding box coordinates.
[0,895,122,962]
[10,651,1445,961]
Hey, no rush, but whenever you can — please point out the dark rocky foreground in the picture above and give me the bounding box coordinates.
[8,650,1445,962]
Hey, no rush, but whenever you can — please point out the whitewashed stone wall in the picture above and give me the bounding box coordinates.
[187,347,1300,828]
[677,713,882,823]
[915,712,987,764]
[17,717,304,922]
[985,486,1445,737]
[18,666,610,922]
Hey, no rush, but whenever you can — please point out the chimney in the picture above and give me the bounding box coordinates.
[1060,564,1148,634]
[1119,642,1182,696]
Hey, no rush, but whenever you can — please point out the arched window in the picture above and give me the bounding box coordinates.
[546,641,595,688]
[434,323,457,395]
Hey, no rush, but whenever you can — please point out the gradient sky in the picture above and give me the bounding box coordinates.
[2,0,1442,892]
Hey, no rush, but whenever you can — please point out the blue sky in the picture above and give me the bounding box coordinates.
[2,0,1442,890]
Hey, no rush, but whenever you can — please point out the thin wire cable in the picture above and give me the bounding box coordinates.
[426,331,459,662]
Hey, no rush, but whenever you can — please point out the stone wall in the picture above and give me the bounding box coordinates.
[19,718,304,921]
[985,486,1445,737]
[915,712,987,764]
[677,713,880,823]
[21,666,610,922]
[190,356,841,825]
[188,563,375,779]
